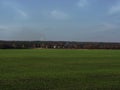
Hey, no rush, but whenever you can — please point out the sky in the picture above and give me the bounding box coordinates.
[0,0,120,42]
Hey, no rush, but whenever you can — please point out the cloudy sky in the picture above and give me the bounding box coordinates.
[0,0,120,42]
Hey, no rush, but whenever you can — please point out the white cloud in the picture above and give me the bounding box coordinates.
[14,7,27,18]
[2,1,28,18]
[77,0,88,8]
[109,3,120,15]
[50,10,69,20]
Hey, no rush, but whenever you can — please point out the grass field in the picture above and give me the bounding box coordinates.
[0,49,120,90]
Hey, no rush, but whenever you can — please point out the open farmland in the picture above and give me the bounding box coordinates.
[0,49,120,90]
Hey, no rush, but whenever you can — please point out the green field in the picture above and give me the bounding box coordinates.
[0,49,120,90]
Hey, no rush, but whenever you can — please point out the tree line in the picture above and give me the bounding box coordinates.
[0,41,120,49]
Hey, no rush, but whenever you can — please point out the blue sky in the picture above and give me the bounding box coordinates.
[0,0,120,42]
